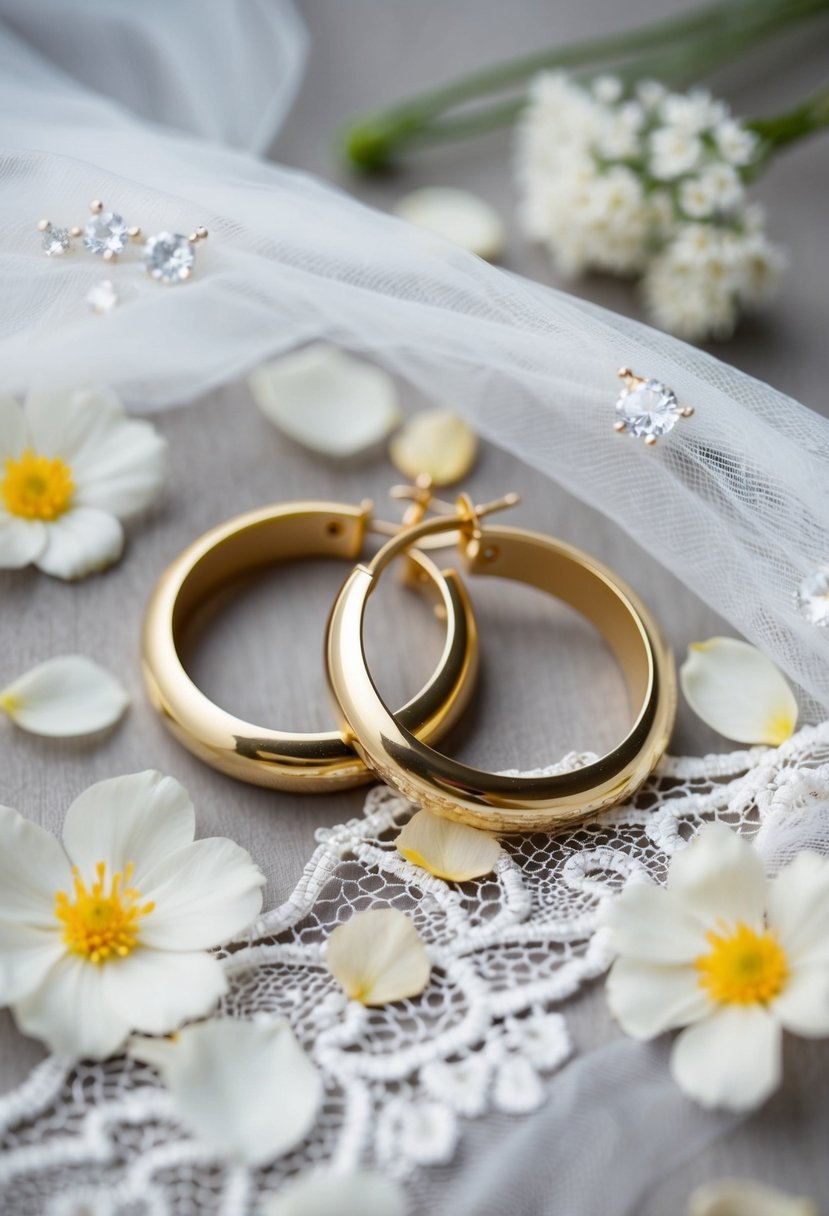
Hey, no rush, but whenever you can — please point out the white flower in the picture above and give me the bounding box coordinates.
[715,118,761,166]
[0,655,128,737]
[130,1017,322,1165]
[0,387,166,580]
[680,637,798,745]
[265,1172,408,1216]
[660,87,728,135]
[605,824,829,1111]
[0,771,265,1058]
[649,126,704,179]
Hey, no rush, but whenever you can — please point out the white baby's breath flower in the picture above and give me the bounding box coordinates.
[326,907,431,1006]
[606,824,829,1111]
[0,772,265,1059]
[592,74,624,105]
[595,100,645,160]
[680,637,798,745]
[0,655,128,737]
[636,79,668,112]
[660,87,728,134]
[649,125,704,179]
[715,117,762,166]
[265,1172,408,1216]
[0,387,166,580]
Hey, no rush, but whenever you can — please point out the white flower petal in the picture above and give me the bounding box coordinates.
[25,386,124,463]
[0,920,64,1004]
[326,908,431,1006]
[0,655,128,737]
[603,879,707,963]
[249,344,402,459]
[396,810,501,881]
[130,1018,323,1166]
[606,957,710,1039]
[137,837,265,950]
[771,964,829,1038]
[393,186,504,260]
[35,507,123,580]
[0,396,29,461]
[680,638,798,745]
[389,408,478,486]
[13,954,131,1058]
[767,851,829,966]
[0,804,72,926]
[265,1172,408,1216]
[103,949,227,1035]
[688,1177,818,1216]
[670,1004,781,1110]
[72,416,167,519]
[667,824,767,930]
[0,514,47,569]
[62,771,196,891]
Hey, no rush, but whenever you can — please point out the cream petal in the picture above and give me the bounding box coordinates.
[326,908,431,1006]
[603,879,707,963]
[766,852,829,966]
[35,507,123,580]
[667,824,767,930]
[72,416,167,519]
[102,949,226,1035]
[688,1178,818,1216]
[0,395,29,461]
[670,1004,781,1110]
[25,386,124,462]
[680,638,798,745]
[137,837,265,950]
[0,655,128,737]
[393,186,504,260]
[0,920,64,1004]
[389,408,478,486]
[249,344,402,459]
[606,956,710,1039]
[396,810,502,881]
[13,954,131,1059]
[0,514,47,569]
[129,1018,323,1166]
[265,1172,408,1216]
[63,771,196,892]
[770,965,829,1038]
[0,804,72,926]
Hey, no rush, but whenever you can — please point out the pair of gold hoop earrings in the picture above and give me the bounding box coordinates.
[142,481,676,834]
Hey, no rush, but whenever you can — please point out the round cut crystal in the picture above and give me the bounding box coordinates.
[42,227,70,256]
[84,211,130,256]
[143,231,194,283]
[796,568,829,626]
[616,379,682,439]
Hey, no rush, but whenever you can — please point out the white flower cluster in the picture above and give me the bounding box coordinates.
[516,72,786,340]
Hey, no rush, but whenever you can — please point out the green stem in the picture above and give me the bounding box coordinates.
[749,82,829,150]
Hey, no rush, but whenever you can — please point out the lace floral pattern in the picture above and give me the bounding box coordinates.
[2,724,829,1216]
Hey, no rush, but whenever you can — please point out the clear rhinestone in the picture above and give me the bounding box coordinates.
[616,378,682,439]
[143,231,194,283]
[796,568,829,626]
[85,280,118,315]
[42,227,70,256]
[84,211,129,257]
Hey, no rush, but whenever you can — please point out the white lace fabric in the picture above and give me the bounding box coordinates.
[2,723,828,1216]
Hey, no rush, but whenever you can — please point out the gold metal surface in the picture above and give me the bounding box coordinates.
[142,500,479,793]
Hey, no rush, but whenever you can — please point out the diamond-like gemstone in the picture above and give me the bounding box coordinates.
[85,280,118,315]
[42,227,70,256]
[143,232,194,283]
[616,378,682,439]
[84,211,129,256]
[796,568,829,626]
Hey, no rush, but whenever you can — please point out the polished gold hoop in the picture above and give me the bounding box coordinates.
[142,500,478,792]
[325,494,676,832]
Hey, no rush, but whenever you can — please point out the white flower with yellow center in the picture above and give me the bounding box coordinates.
[605,824,829,1111]
[0,387,166,580]
[0,771,265,1059]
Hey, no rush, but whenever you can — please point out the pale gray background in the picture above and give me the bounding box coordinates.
[1,1,828,1212]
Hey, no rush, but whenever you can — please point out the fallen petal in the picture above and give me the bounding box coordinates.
[389,408,477,486]
[0,655,128,737]
[688,1178,818,1216]
[265,1171,408,1216]
[396,810,501,881]
[326,907,430,1006]
[680,637,798,745]
[393,186,504,260]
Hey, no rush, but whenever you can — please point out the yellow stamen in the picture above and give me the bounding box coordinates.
[696,921,788,1006]
[55,861,154,965]
[2,448,75,520]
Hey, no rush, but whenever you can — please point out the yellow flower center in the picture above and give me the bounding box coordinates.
[1,449,75,520]
[695,920,788,1006]
[55,862,154,965]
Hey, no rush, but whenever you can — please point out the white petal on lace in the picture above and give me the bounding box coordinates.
[0,921,64,1005]
[0,655,128,737]
[680,638,798,745]
[72,416,167,518]
[137,837,265,950]
[667,823,768,929]
[265,1171,408,1216]
[63,771,196,891]
[670,1003,782,1110]
[0,514,47,568]
[767,851,829,966]
[396,810,502,881]
[0,395,29,461]
[249,344,402,459]
[102,949,227,1035]
[25,386,124,463]
[34,506,123,580]
[603,879,706,963]
[130,1018,323,1166]
[606,956,710,1039]
[770,965,829,1038]
[0,804,72,926]
[393,186,504,260]
[13,954,131,1059]
[326,907,431,1006]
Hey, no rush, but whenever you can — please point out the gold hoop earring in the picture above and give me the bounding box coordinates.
[142,498,478,792]
[325,490,676,832]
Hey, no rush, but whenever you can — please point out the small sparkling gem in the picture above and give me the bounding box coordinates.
[42,227,71,256]
[616,378,683,440]
[85,280,118,315]
[796,568,829,626]
[84,211,130,257]
[143,231,195,283]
